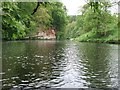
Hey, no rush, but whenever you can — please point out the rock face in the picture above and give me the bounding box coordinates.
[35,29,56,39]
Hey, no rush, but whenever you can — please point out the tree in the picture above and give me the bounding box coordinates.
[65,0,118,43]
[2,2,36,40]
[2,1,67,40]
[50,2,67,39]
[31,1,50,15]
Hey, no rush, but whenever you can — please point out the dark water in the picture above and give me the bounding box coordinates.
[2,40,119,89]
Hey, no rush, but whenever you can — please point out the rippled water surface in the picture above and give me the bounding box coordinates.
[2,40,119,89]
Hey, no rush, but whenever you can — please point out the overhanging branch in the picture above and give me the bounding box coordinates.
[31,1,50,15]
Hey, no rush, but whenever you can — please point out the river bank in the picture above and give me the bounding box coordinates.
[73,32,119,44]
[2,37,56,41]
[2,38,120,44]
[74,39,120,44]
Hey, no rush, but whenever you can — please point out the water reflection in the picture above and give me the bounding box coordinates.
[0,41,2,90]
[56,42,86,88]
[78,43,111,88]
[2,40,118,89]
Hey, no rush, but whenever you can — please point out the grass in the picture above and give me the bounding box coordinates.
[74,31,119,44]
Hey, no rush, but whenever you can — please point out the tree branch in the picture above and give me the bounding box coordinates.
[31,2,41,15]
[31,1,50,15]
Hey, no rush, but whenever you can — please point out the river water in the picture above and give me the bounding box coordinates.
[1,40,119,89]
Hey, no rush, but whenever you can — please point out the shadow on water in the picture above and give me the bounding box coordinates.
[2,40,66,89]
[77,43,118,88]
[1,40,118,89]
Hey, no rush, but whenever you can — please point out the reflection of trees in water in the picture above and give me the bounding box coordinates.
[119,46,120,90]
[2,41,66,89]
[78,43,111,88]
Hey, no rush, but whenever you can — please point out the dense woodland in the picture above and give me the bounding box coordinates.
[65,1,119,43]
[2,1,67,40]
[1,0,119,43]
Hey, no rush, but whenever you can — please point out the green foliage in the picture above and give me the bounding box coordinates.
[2,2,36,40]
[33,5,52,30]
[32,2,67,40]
[2,1,67,40]
[50,2,67,39]
[65,1,118,43]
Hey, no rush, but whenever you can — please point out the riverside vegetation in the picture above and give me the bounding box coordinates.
[65,1,119,44]
[2,1,67,40]
[1,0,119,44]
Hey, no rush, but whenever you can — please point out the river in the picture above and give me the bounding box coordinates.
[1,40,119,89]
